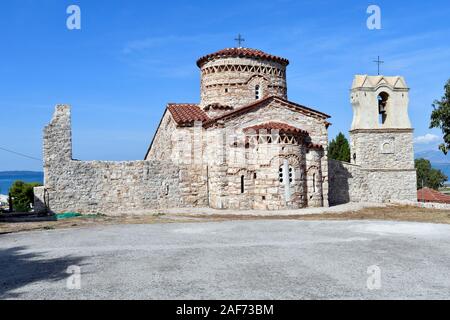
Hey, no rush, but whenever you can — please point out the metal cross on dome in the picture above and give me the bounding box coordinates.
[235,34,245,48]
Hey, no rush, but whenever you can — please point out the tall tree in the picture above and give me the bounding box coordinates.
[415,158,448,190]
[430,78,450,154]
[328,132,351,162]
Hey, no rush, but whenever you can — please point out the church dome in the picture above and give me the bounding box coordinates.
[197,47,289,68]
[198,47,289,114]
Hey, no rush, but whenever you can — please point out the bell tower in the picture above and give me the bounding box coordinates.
[349,75,417,202]
[350,75,411,131]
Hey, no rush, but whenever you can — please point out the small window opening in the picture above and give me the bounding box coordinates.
[254,173,257,179]
[241,175,245,194]
[313,173,316,193]
[255,85,260,100]
[225,88,229,93]
[378,92,389,125]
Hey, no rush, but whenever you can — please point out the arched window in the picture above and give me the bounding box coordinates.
[255,85,260,100]
[241,175,245,194]
[378,92,389,125]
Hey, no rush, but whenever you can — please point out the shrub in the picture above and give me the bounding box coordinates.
[9,181,42,212]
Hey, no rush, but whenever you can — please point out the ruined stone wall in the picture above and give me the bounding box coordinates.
[35,105,204,215]
[44,160,182,215]
[200,57,287,113]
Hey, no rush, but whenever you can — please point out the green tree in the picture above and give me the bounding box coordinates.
[9,181,42,212]
[328,132,351,162]
[430,78,450,154]
[415,158,448,190]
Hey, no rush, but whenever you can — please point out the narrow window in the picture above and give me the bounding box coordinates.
[313,173,316,193]
[241,175,245,194]
[225,88,228,93]
[255,85,260,100]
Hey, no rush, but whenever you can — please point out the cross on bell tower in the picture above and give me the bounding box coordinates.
[373,56,384,75]
[234,34,245,48]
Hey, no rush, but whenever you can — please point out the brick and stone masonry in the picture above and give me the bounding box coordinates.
[35,48,417,215]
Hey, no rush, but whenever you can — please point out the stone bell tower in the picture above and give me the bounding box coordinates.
[349,75,417,202]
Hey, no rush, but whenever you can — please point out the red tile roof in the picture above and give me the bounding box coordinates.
[197,47,290,68]
[417,188,450,204]
[244,122,309,135]
[167,103,210,126]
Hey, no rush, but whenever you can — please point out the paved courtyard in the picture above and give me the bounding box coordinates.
[1,220,449,299]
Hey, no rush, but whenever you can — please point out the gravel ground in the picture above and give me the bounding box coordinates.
[0,220,449,300]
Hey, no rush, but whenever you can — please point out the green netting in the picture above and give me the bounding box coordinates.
[55,212,82,220]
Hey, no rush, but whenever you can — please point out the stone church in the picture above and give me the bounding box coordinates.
[34,47,417,215]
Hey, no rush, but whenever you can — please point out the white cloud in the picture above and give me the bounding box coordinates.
[414,134,441,144]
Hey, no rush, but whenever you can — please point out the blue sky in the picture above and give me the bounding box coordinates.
[1,0,450,171]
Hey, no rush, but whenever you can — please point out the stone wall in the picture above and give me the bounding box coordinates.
[43,160,182,215]
[35,105,196,215]
[328,159,417,205]
[328,160,365,205]
[145,110,176,161]
[350,129,415,169]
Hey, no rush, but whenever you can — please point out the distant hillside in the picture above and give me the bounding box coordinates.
[415,150,450,164]
[0,171,44,177]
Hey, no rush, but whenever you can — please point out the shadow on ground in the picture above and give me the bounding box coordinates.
[0,246,84,299]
